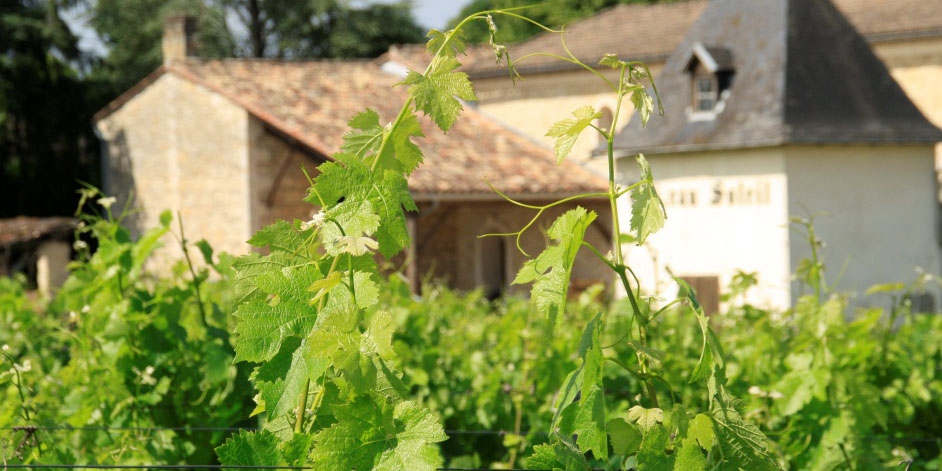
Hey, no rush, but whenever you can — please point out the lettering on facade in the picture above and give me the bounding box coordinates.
[666,179,771,207]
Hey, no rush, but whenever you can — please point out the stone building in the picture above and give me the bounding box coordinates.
[0,217,77,296]
[460,0,942,310]
[93,18,612,296]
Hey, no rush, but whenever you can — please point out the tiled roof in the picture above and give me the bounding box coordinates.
[0,217,77,247]
[465,0,942,76]
[612,0,942,154]
[95,59,607,199]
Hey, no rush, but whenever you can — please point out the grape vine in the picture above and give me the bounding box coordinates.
[217,8,781,471]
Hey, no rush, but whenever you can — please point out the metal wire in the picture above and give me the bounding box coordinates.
[0,466,613,471]
[0,466,303,470]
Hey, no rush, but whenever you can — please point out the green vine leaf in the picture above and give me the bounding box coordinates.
[403,55,477,132]
[426,28,468,59]
[216,430,282,468]
[608,418,643,456]
[233,265,320,364]
[673,437,708,470]
[526,441,592,471]
[630,154,666,245]
[631,86,656,126]
[309,153,416,257]
[636,425,673,471]
[711,391,781,470]
[546,106,602,163]
[628,405,664,432]
[688,413,715,451]
[341,109,424,174]
[310,397,446,471]
[512,207,597,326]
[567,385,608,460]
[254,338,327,420]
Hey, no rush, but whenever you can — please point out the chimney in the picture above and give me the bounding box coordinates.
[162,15,197,65]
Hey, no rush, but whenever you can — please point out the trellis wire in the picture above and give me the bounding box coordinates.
[0,466,614,471]
[1,425,935,442]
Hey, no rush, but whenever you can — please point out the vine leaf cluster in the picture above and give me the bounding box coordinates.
[218,8,783,471]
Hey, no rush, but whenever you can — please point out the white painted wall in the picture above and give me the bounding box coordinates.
[616,144,942,311]
[785,145,941,303]
[618,147,792,310]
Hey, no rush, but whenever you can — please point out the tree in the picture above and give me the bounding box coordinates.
[91,0,235,91]
[0,0,102,217]
[217,0,424,58]
[447,0,680,44]
[90,0,424,89]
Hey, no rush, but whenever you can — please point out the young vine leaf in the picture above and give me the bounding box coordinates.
[340,109,425,174]
[307,152,416,257]
[426,28,468,59]
[512,207,597,326]
[676,276,727,384]
[403,55,476,132]
[630,154,666,245]
[546,106,602,163]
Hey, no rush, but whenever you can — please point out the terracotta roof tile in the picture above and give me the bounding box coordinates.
[110,59,605,199]
[465,0,942,76]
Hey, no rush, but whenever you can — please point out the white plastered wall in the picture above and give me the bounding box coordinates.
[784,145,941,304]
[473,66,661,162]
[617,147,792,310]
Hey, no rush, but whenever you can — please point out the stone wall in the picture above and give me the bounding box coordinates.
[414,199,613,296]
[96,73,252,270]
[248,119,325,231]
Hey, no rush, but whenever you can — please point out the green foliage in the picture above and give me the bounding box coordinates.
[513,207,597,326]
[448,0,686,45]
[218,14,488,469]
[10,6,937,471]
[630,154,666,245]
[403,56,477,132]
[0,188,253,465]
[546,106,603,163]
[0,1,102,216]
[91,0,424,89]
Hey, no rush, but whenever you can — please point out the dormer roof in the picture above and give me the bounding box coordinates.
[683,42,733,73]
[611,0,942,155]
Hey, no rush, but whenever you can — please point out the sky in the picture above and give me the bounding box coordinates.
[410,0,472,31]
[64,1,473,57]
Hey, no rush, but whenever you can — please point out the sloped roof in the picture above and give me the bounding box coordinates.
[0,217,77,247]
[94,59,606,199]
[610,0,942,154]
[465,0,942,77]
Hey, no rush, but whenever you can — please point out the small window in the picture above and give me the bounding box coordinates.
[694,75,717,112]
[478,235,507,301]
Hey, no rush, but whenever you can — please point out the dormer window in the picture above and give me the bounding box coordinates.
[684,42,734,118]
[694,75,717,111]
